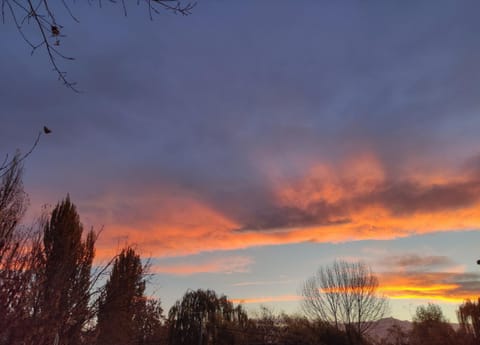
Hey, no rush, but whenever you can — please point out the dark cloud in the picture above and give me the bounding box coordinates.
[366,180,480,215]
[2,1,480,240]
[235,202,351,232]
[234,162,480,232]
[379,255,455,271]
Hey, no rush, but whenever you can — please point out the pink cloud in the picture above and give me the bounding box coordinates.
[150,256,253,275]
[230,295,302,304]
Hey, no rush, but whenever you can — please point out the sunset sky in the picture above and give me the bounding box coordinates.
[2,1,480,321]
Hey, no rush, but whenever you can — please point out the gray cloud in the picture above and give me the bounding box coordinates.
[2,1,480,236]
[379,255,455,271]
[233,163,480,232]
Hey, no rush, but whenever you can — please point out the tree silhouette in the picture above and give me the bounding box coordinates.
[0,155,43,345]
[301,260,388,345]
[279,314,350,345]
[168,289,248,345]
[35,196,96,345]
[137,298,166,345]
[96,246,147,345]
[410,303,455,345]
[0,154,27,249]
[457,299,480,344]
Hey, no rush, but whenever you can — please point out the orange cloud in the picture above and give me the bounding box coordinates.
[151,256,253,275]
[81,153,480,260]
[378,271,480,303]
[232,279,294,287]
[230,295,302,304]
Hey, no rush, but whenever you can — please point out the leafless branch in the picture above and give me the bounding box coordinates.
[301,260,388,343]
[0,131,42,179]
[2,0,196,91]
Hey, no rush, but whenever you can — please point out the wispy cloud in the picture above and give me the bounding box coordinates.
[151,256,254,276]
[379,271,480,302]
[231,279,294,287]
[378,254,455,271]
[230,295,302,305]
[376,254,480,303]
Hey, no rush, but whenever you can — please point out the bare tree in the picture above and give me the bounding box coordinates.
[301,260,388,344]
[0,227,44,345]
[2,0,196,91]
[0,154,28,248]
[0,154,44,345]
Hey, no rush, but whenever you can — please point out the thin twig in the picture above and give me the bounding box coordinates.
[0,131,42,178]
[2,0,196,91]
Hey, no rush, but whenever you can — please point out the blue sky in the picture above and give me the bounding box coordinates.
[2,0,480,320]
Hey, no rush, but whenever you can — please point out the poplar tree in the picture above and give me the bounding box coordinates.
[0,155,37,345]
[457,299,480,344]
[96,247,147,345]
[36,196,96,345]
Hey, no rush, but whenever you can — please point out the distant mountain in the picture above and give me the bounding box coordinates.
[367,317,412,341]
[366,317,460,342]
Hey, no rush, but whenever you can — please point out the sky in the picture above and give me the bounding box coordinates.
[2,0,480,321]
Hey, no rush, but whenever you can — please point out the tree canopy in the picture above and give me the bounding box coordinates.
[168,289,248,345]
[37,195,96,345]
[96,246,157,345]
[410,303,455,345]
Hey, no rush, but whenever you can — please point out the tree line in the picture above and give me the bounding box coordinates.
[0,155,163,345]
[1,154,480,345]
[376,301,480,345]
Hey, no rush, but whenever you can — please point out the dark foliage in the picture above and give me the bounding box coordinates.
[168,289,248,345]
[35,196,96,345]
[96,247,164,345]
[457,298,480,345]
[410,304,456,345]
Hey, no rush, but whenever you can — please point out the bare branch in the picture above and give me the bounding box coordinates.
[0,131,42,179]
[301,260,388,344]
[2,0,196,90]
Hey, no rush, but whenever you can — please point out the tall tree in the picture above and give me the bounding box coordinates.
[301,260,388,345]
[168,289,248,345]
[137,298,167,345]
[35,196,96,345]
[0,154,27,249]
[457,299,480,344]
[0,154,39,345]
[96,247,147,345]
